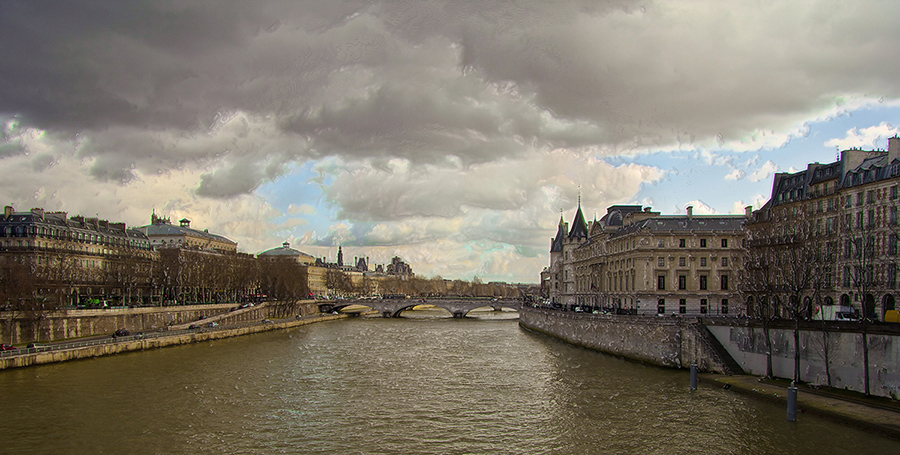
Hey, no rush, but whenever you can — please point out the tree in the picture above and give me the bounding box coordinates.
[741,219,782,379]
[259,258,307,317]
[845,214,879,396]
[325,269,353,297]
[773,214,822,383]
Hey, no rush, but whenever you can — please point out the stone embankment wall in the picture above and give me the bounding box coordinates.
[518,307,733,374]
[0,313,346,370]
[704,320,900,399]
[0,301,320,344]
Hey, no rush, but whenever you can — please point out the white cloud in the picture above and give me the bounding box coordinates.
[724,169,746,181]
[749,160,780,182]
[684,200,716,215]
[287,204,316,215]
[824,122,900,151]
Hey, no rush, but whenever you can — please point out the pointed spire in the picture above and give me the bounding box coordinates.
[568,199,589,240]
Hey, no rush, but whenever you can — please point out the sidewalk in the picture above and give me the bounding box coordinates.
[703,374,900,440]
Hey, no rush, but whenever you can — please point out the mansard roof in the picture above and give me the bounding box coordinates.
[598,205,643,228]
[138,214,235,246]
[610,216,746,239]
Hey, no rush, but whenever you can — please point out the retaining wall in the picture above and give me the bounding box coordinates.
[0,313,346,370]
[518,307,731,374]
[0,301,320,344]
[704,320,900,399]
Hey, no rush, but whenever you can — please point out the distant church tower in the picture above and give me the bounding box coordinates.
[337,245,344,266]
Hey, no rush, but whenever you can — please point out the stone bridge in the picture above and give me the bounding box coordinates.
[319,298,522,318]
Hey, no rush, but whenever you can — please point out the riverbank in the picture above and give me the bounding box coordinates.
[0,313,347,370]
[704,374,900,440]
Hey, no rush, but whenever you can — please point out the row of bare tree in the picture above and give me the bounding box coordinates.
[741,203,898,395]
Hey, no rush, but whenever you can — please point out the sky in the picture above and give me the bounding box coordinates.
[2,1,900,284]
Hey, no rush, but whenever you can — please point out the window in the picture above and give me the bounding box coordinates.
[678,275,687,290]
[700,239,707,248]
[721,257,729,267]
[679,257,686,267]
[699,275,707,290]
[856,212,864,229]
[679,239,686,248]
[700,257,707,267]
[867,190,875,204]
[679,299,686,314]
[658,257,665,267]
[720,274,729,290]
[892,186,899,200]
[657,275,666,290]
[657,299,666,315]
[721,299,729,315]
[892,207,898,225]
[891,234,899,256]
[700,299,708,314]
[721,238,728,248]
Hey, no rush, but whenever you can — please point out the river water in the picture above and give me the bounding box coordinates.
[1,313,898,454]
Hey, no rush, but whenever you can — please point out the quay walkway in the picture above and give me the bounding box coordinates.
[704,374,900,440]
[0,313,346,370]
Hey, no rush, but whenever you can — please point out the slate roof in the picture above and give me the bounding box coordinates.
[550,215,566,252]
[259,241,315,260]
[567,204,589,240]
[610,216,746,239]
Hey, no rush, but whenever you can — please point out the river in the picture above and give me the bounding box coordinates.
[1,313,898,454]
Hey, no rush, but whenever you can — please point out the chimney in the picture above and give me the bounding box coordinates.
[686,206,693,219]
[744,206,753,217]
[31,208,44,220]
[889,136,900,162]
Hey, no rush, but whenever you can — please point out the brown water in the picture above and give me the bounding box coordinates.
[1,315,897,454]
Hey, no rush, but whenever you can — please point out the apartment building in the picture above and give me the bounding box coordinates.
[0,205,155,307]
[747,137,900,320]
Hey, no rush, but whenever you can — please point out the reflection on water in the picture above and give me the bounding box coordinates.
[1,318,898,454]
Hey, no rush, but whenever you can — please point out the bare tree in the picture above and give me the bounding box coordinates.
[259,258,308,317]
[740,226,781,379]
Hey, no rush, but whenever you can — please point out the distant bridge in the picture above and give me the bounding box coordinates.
[319,298,522,318]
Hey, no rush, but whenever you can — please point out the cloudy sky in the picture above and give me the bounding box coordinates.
[3,1,900,283]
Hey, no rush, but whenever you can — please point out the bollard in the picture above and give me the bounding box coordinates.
[787,381,798,422]
[690,364,698,391]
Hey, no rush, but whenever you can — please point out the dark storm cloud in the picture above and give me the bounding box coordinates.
[3,0,900,203]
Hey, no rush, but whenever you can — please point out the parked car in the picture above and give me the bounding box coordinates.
[0,343,17,351]
[26,343,48,349]
[207,322,219,328]
[112,328,130,338]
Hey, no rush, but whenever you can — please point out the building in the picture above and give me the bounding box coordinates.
[543,203,748,316]
[747,136,900,320]
[0,205,155,307]
[258,241,316,265]
[541,201,590,306]
[136,212,237,254]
